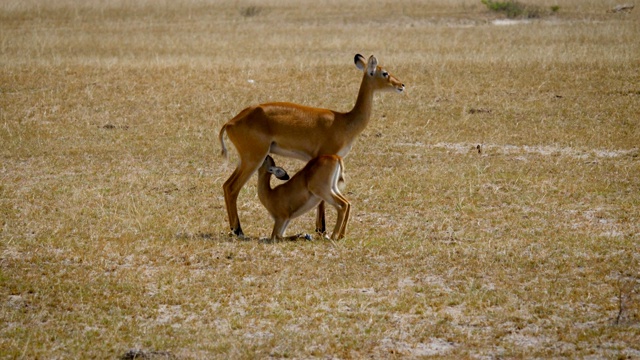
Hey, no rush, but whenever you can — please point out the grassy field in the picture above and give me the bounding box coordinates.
[1,0,639,358]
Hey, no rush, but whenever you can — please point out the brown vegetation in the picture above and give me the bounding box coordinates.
[1,0,639,358]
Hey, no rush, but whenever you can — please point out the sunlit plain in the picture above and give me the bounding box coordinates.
[1,0,639,358]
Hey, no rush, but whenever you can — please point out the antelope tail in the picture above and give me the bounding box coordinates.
[218,125,228,160]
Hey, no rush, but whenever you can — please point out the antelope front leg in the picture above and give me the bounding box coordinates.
[315,201,326,235]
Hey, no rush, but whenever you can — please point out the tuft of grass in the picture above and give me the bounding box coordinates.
[613,271,640,325]
[239,5,262,18]
[481,0,546,18]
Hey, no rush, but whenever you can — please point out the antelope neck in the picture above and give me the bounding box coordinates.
[345,74,374,128]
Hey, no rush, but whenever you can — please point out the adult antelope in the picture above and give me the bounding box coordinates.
[219,54,404,238]
[258,155,349,241]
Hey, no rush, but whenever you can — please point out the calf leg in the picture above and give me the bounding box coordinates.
[270,218,291,242]
[327,193,350,240]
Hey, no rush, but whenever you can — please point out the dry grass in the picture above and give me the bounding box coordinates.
[1,0,639,358]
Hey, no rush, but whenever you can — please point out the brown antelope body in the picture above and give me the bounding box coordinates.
[219,54,404,238]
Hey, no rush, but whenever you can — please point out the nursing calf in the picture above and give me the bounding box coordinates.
[257,155,350,241]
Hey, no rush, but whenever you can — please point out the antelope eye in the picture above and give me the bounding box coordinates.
[382,71,389,77]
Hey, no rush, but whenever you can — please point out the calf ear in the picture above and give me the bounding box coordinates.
[269,166,290,181]
[354,54,366,71]
[275,168,290,181]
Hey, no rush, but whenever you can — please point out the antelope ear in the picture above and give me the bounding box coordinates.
[366,55,378,76]
[354,54,366,71]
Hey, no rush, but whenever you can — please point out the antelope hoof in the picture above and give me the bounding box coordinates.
[231,227,246,240]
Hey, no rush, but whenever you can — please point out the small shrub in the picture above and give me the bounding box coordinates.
[482,0,524,17]
[481,0,545,19]
[240,6,261,18]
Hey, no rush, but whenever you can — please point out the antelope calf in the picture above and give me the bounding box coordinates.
[257,155,350,241]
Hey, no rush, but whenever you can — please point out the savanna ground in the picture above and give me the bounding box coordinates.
[1,0,639,358]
